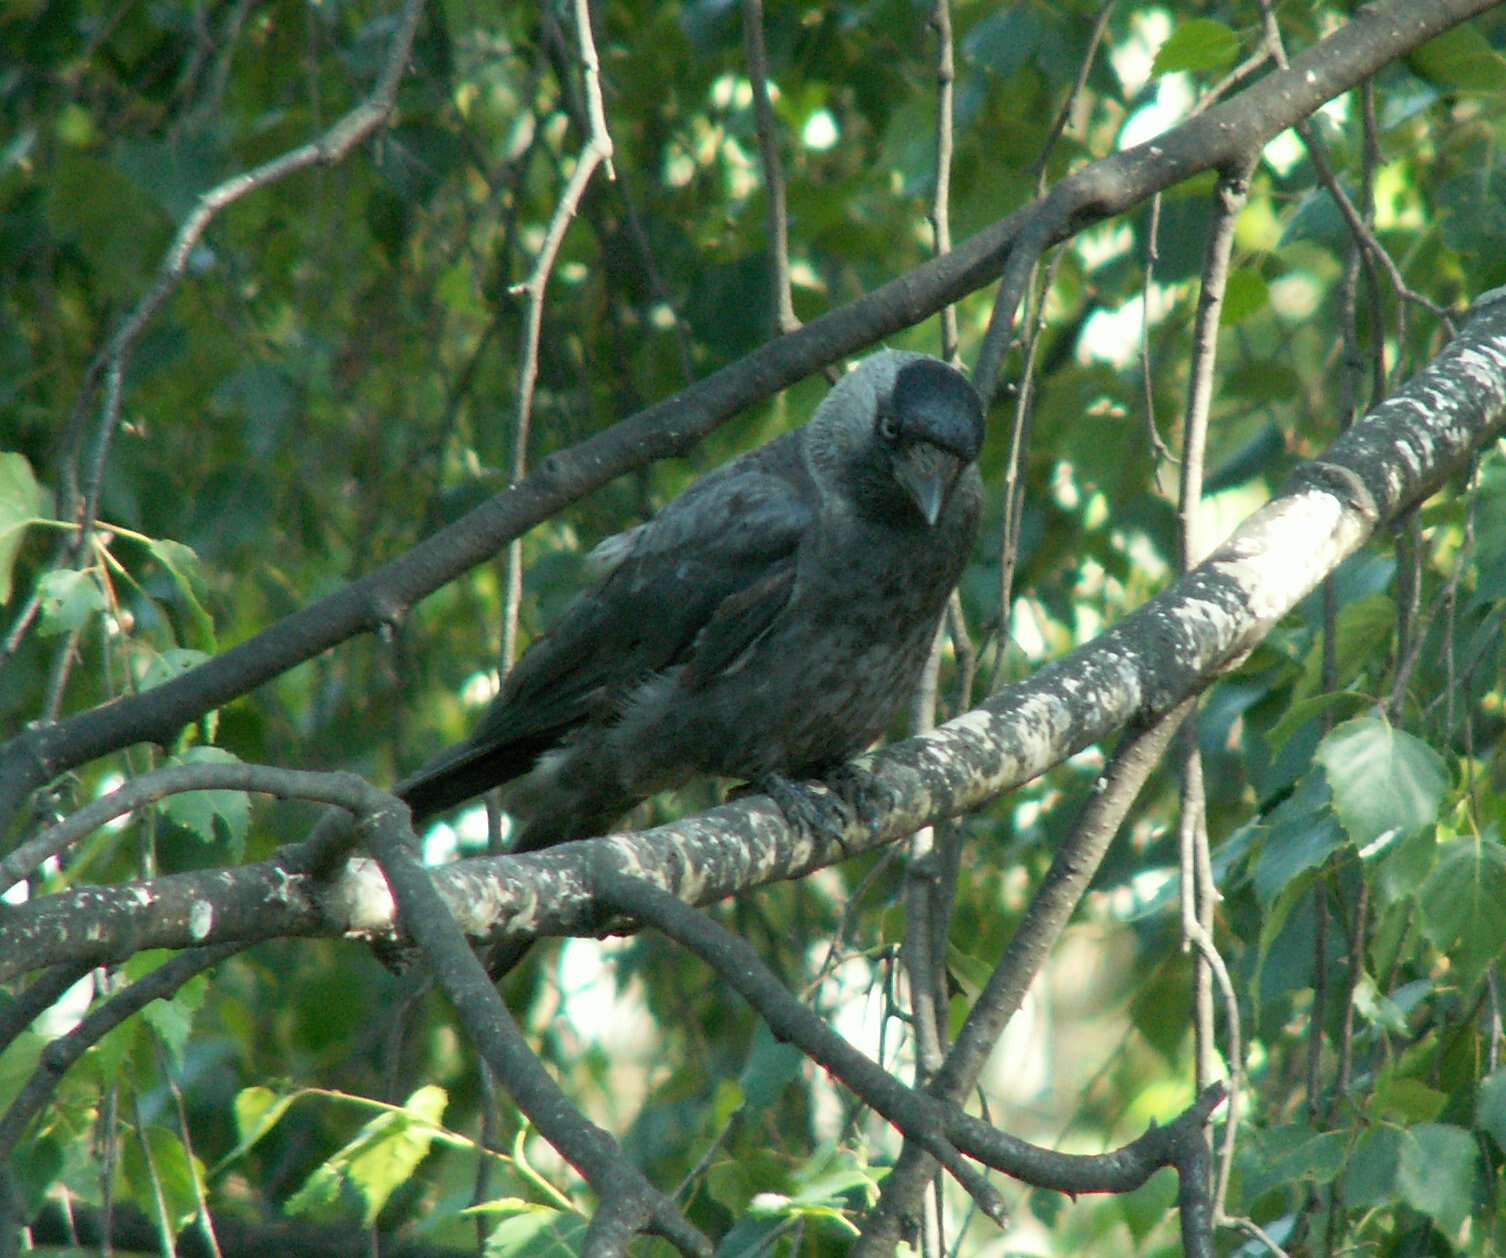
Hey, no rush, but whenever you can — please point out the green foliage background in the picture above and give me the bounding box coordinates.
[3,0,1506,1253]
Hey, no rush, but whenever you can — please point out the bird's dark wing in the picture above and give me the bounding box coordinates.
[679,559,797,689]
[399,457,813,819]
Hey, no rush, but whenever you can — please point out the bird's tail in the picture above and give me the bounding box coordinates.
[395,733,555,825]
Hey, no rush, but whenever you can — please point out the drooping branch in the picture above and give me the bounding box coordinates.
[361,804,710,1258]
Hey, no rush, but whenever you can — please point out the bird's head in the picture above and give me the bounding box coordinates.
[874,357,985,526]
[813,351,985,527]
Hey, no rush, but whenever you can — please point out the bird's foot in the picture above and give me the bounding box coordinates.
[823,762,889,837]
[745,772,854,854]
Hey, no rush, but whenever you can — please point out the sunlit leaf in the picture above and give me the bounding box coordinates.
[1316,717,1448,850]
[1152,19,1239,75]
[286,1085,448,1226]
[1409,25,1506,93]
[0,451,43,604]
[1418,837,1506,990]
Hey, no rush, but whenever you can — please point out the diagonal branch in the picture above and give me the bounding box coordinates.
[590,862,1220,1232]
[361,803,710,1258]
[4,288,1505,984]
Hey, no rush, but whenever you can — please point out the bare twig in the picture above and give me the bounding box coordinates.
[993,249,1061,687]
[1174,157,1252,1220]
[594,860,1226,1212]
[67,0,426,545]
[0,761,394,894]
[742,0,799,338]
[505,0,617,672]
[930,0,959,361]
[1028,0,1117,187]
[1139,194,1177,469]
[1256,0,1457,339]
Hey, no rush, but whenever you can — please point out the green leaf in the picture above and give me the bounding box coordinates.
[287,1085,447,1226]
[1417,837,1506,991]
[1351,972,1414,1035]
[1221,268,1269,324]
[707,1157,756,1214]
[121,1126,204,1233]
[147,538,216,651]
[217,1087,302,1173]
[1129,951,1193,1063]
[739,1023,803,1110]
[159,747,251,858]
[1409,25,1506,93]
[1374,825,1438,905]
[90,1005,145,1084]
[0,1029,45,1117]
[1397,1124,1477,1237]
[482,1207,587,1256]
[1316,717,1448,851]
[1251,869,1316,1005]
[945,938,997,999]
[139,647,211,692]
[1151,19,1239,75]
[1238,1125,1347,1203]
[1438,172,1506,265]
[54,101,97,148]
[141,969,209,1068]
[10,1135,63,1218]
[0,452,44,604]
[1370,1076,1448,1124]
[1344,1124,1400,1205]
[1295,594,1395,701]
[1476,1067,1506,1153]
[113,949,209,1067]
[1265,690,1368,757]
[211,364,296,458]
[1253,773,1345,907]
[1280,187,1350,254]
[963,9,1046,80]
[36,567,106,636]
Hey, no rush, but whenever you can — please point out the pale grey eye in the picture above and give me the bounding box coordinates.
[878,412,900,441]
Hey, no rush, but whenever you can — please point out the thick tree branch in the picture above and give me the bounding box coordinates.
[4,288,1504,982]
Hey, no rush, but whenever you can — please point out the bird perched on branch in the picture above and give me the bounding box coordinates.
[397,350,985,852]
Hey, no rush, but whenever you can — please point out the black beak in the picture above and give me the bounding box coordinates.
[892,442,963,526]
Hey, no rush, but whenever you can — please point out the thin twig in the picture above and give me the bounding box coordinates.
[1139,194,1177,470]
[855,701,1196,1252]
[1176,158,1253,1219]
[1028,0,1117,187]
[0,761,393,894]
[504,0,617,673]
[1256,0,1457,339]
[742,0,799,338]
[70,0,426,548]
[930,0,959,361]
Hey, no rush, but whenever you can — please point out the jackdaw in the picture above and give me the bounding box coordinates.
[397,350,985,851]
